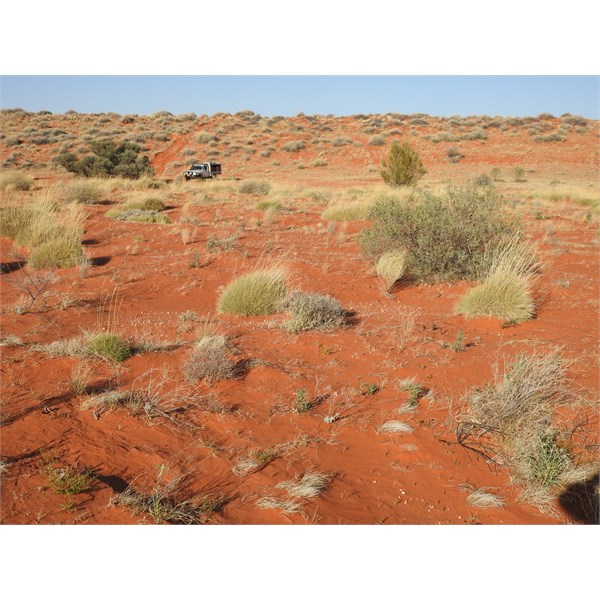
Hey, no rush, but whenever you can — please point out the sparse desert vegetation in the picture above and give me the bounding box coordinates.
[1,108,598,527]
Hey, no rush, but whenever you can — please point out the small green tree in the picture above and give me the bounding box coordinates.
[380,141,427,187]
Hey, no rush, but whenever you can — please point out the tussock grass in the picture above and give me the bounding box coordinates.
[376,250,408,290]
[239,180,271,195]
[0,171,33,191]
[218,266,287,316]
[87,333,131,362]
[107,208,170,224]
[0,194,84,269]
[466,488,505,508]
[377,420,414,434]
[456,235,539,323]
[63,179,103,204]
[280,291,344,332]
[275,471,333,498]
[322,200,373,221]
[113,484,223,524]
[256,496,303,514]
[456,272,534,323]
[29,238,83,269]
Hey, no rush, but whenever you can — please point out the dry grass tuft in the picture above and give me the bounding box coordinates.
[376,250,408,291]
[255,496,303,514]
[275,471,333,498]
[377,420,414,434]
[466,488,505,508]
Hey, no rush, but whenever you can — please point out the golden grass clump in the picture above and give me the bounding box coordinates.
[456,235,539,323]
[217,266,287,316]
[375,250,408,291]
[0,194,84,269]
[0,171,33,191]
[322,200,372,221]
[63,179,103,204]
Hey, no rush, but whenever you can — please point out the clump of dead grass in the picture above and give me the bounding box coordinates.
[376,250,408,291]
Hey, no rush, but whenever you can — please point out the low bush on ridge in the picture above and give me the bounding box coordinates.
[359,181,514,282]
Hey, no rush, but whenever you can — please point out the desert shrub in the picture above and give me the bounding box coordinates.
[239,180,271,195]
[446,146,463,163]
[194,132,217,144]
[380,142,426,187]
[359,181,514,281]
[88,333,131,362]
[431,132,458,143]
[282,141,305,152]
[0,171,33,191]
[460,127,488,141]
[280,291,344,332]
[218,267,287,316]
[368,135,385,146]
[460,353,576,497]
[310,159,328,167]
[183,335,235,383]
[29,238,83,269]
[46,466,92,495]
[64,180,102,204]
[55,139,153,179]
[331,136,353,147]
[514,166,526,182]
[376,250,408,290]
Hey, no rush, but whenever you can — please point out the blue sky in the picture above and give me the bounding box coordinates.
[1,76,598,118]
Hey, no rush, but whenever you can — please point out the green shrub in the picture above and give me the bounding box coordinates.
[280,291,344,332]
[88,333,131,362]
[218,268,287,316]
[239,180,271,195]
[380,141,426,187]
[359,181,514,281]
[55,139,153,179]
[0,171,33,191]
[514,166,526,182]
[29,238,83,269]
[282,141,305,152]
[47,466,92,495]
